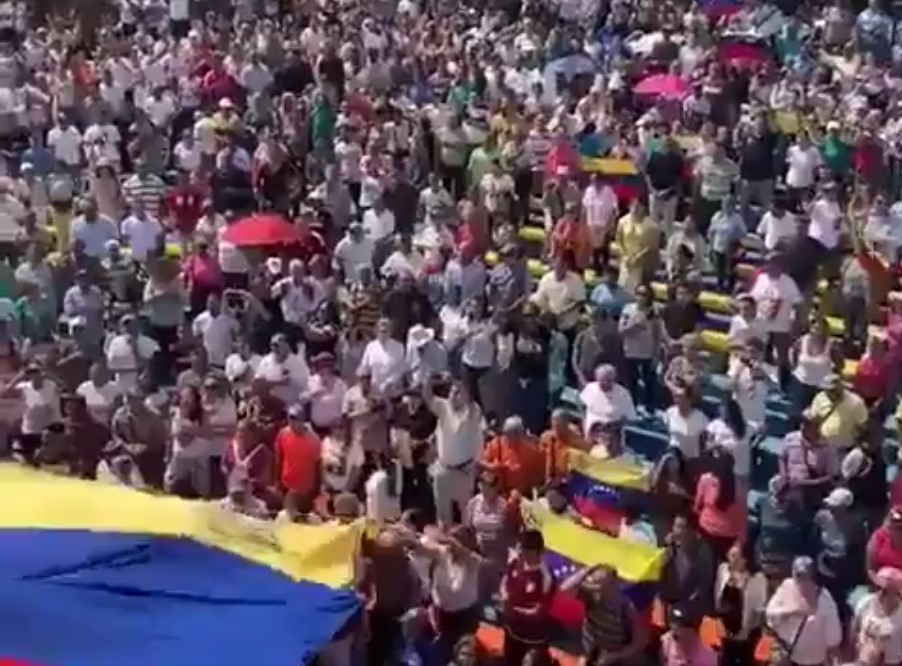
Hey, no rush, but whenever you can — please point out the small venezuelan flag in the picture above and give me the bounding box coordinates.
[581,158,644,205]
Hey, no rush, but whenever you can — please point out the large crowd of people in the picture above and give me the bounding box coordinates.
[8,0,902,663]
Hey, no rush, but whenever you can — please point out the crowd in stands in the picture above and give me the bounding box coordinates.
[9,0,902,664]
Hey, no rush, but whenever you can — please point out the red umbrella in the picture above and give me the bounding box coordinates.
[633,73,691,100]
[718,42,771,69]
[221,213,301,247]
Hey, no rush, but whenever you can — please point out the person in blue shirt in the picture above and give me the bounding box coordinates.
[590,264,631,318]
[21,133,55,177]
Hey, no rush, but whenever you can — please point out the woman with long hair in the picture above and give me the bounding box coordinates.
[694,449,746,563]
[650,447,693,543]
[705,397,751,493]
[165,385,209,498]
[714,544,768,666]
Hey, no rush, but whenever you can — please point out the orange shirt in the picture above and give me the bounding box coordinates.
[551,216,592,271]
[275,426,322,495]
[482,435,545,494]
[538,429,586,482]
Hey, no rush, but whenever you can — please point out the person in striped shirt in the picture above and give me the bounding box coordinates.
[121,161,167,220]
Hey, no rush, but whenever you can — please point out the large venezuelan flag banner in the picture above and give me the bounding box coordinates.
[565,449,651,533]
[524,501,664,628]
[0,464,363,666]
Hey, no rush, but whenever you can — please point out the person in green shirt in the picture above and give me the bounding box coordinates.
[311,90,337,163]
[15,282,55,344]
[821,122,851,176]
[467,132,498,189]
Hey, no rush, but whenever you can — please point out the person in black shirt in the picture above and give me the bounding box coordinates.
[316,43,346,102]
[512,311,550,435]
[738,116,778,223]
[662,282,705,344]
[645,134,685,234]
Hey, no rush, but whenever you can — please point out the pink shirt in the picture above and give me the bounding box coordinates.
[184,254,224,290]
[694,472,747,540]
[661,633,718,666]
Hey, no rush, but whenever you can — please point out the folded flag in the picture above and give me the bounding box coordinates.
[565,449,651,533]
[581,157,643,204]
[0,465,363,666]
[524,501,665,628]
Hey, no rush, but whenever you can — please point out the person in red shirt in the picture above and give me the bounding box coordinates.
[167,172,208,236]
[867,507,902,586]
[288,208,328,263]
[202,58,244,109]
[183,239,224,315]
[854,333,890,412]
[502,529,555,666]
[274,405,322,506]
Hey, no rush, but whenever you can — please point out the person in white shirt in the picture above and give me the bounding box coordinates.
[728,338,772,431]
[333,222,375,282]
[70,198,119,259]
[76,362,122,426]
[46,116,82,169]
[785,134,822,192]
[82,115,122,167]
[173,130,202,173]
[728,293,767,352]
[750,254,802,385]
[359,318,407,397]
[579,364,637,436]
[663,384,709,461]
[191,293,239,368]
[381,235,425,279]
[852,567,902,666]
[254,334,310,405]
[583,173,619,250]
[3,364,61,462]
[202,375,238,480]
[808,184,844,254]
[105,314,160,390]
[530,257,586,331]
[362,198,396,243]
[303,353,348,432]
[271,259,325,330]
[425,376,484,526]
[756,200,799,252]
[120,201,163,262]
[706,397,752,483]
[766,556,842,666]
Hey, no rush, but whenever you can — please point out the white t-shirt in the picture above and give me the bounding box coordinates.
[583,184,618,232]
[728,314,767,347]
[83,123,122,164]
[334,236,375,281]
[360,338,407,394]
[362,208,395,242]
[275,278,325,325]
[531,271,586,325]
[785,145,822,189]
[335,140,364,182]
[854,592,902,665]
[47,125,82,167]
[192,311,238,367]
[218,226,249,274]
[663,406,708,459]
[254,352,310,405]
[728,356,769,428]
[756,211,798,250]
[579,382,637,435]
[169,0,189,19]
[205,399,238,458]
[705,418,751,477]
[767,585,841,666]
[365,466,402,525]
[307,374,348,429]
[750,272,802,334]
[105,334,160,389]
[431,398,484,468]
[76,379,123,425]
[121,215,163,262]
[808,198,843,251]
[174,140,202,173]
[17,380,60,433]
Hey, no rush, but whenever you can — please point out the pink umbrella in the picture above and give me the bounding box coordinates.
[633,73,691,100]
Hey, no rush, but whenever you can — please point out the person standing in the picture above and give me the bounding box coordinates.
[425,376,483,526]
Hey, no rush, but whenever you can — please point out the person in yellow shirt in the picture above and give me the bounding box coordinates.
[614,198,660,293]
[810,374,869,451]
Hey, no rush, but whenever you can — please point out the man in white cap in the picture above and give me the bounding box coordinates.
[405,324,447,388]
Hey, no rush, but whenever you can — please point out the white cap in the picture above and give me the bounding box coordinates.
[823,487,854,508]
